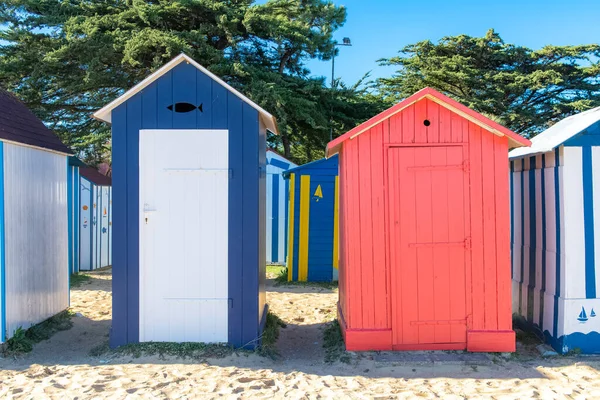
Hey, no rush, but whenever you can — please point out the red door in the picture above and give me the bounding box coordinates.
[387,146,470,350]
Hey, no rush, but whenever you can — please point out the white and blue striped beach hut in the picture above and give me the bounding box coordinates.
[510,106,600,354]
[266,150,296,264]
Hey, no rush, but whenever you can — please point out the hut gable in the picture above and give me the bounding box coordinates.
[327,87,530,157]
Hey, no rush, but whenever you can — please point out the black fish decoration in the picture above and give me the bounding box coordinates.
[167,102,204,113]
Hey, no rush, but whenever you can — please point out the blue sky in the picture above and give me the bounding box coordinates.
[307,0,600,86]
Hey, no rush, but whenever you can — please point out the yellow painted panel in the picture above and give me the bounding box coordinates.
[298,175,311,281]
[333,175,339,269]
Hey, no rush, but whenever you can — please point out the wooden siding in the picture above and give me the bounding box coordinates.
[110,62,265,348]
[4,144,69,340]
[338,97,514,352]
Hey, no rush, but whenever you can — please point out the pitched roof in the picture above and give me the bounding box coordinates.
[0,90,72,154]
[93,53,279,134]
[326,87,530,157]
[283,154,338,177]
[80,166,112,186]
[509,106,600,159]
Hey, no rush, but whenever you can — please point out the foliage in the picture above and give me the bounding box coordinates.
[257,311,287,359]
[0,0,382,164]
[70,273,91,288]
[323,319,349,363]
[377,29,600,137]
[3,310,74,355]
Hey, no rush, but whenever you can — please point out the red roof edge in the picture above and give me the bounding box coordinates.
[326,87,531,157]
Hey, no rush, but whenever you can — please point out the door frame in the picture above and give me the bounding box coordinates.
[384,143,472,349]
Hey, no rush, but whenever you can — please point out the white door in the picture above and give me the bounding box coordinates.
[139,129,229,343]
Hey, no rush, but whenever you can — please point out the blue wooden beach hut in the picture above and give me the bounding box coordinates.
[93,54,278,348]
[510,106,600,354]
[79,167,112,271]
[266,150,296,264]
[284,155,339,282]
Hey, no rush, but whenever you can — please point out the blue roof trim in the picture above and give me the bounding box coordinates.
[268,157,291,171]
[283,155,339,177]
[563,121,600,147]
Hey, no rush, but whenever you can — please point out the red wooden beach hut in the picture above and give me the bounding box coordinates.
[326,87,530,352]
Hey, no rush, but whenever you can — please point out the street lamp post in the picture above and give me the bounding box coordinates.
[330,37,352,142]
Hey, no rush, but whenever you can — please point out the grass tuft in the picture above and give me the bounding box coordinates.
[323,320,350,363]
[90,311,287,360]
[3,310,74,356]
[70,273,91,288]
[257,312,287,358]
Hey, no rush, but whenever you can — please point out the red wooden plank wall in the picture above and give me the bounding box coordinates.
[338,97,513,351]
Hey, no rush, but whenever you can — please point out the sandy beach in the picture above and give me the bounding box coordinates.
[1,269,600,399]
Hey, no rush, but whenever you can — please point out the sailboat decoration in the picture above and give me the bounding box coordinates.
[578,307,588,322]
[591,308,597,318]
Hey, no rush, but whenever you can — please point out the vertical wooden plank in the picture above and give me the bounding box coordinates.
[426,99,440,143]
[383,117,391,144]
[414,100,428,143]
[172,63,197,129]
[370,125,387,329]
[414,147,434,343]
[227,94,244,346]
[358,132,374,327]
[196,69,213,129]
[399,147,419,344]
[339,151,348,321]
[298,175,311,282]
[463,140,473,333]
[495,136,512,330]
[447,145,467,343]
[286,174,296,281]
[211,82,228,129]
[387,148,400,344]
[126,94,142,343]
[450,113,463,143]
[157,71,173,129]
[347,139,362,329]
[469,123,485,331]
[240,103,260,346]
[438,104,453,143]
[402,103,415,144]
[481,129,498,331]
[430,146,450,343]
[333,175,340,270]
[389,113,402,143]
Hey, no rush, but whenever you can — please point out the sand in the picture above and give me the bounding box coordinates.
[1,270,600,399]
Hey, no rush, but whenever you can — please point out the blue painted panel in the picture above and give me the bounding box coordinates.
[284,178,289,260]
[74,167,80,273]
[126,93,142,344]
[142,81,158,129]
[196,69,213,129]
[564,121,600,147]
[241,102,260,347]
[257,113,267,335]
[269,158,290,170]
[172,63,197,129]
[0,142,5,343]
[227,94,244,347]
[157,72,173,129]
[110,104,128,347]
[528,156,536,321]
[211,82,228,129]
[582,146,596,298]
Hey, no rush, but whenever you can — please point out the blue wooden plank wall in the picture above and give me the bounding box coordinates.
[287,156,338,282]
[110,62,264,348]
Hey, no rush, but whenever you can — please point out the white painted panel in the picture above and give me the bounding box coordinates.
[544,165,557,296]
[79,179,92,270]
[563,146,585,299]
[139,129,229,343]
[100,186,110,268]
[535,168,543,291]
[4,144,68,339]
[592,147,600,294]
[278,174,286,261]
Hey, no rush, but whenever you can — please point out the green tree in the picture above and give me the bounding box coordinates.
[0,0,378,164]
[377,29,600,137]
